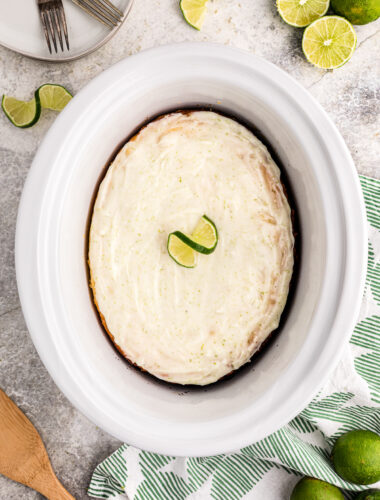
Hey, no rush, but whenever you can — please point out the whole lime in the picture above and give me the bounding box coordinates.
[290,477,344,500]
[331,0,380,24]
[332,430,380,485]
[356,490,380,500]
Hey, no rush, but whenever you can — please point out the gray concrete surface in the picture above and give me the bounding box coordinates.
[0,0,379,497]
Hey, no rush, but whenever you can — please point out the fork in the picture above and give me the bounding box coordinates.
[37,0,70,54]
[71,0,123,28]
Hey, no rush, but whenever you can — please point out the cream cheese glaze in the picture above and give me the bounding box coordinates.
[89,111,294,385]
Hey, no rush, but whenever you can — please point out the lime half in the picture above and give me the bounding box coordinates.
[168,233,197,268]
[2,92,41,128]
[277,0,330,27]
[37,84,72,111]
[180,0,208,30]
[302,16,357,68]
[174,215,218,254]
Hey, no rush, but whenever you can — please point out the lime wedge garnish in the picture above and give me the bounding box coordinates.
[167,215,218,267]
[2,92,41,128]
[2,84,72,128]
[302,16,357,69]
[37,84,72,111]
[192,215,218,252]
[167,233,197,268]
[174,215,218,255]
[277,0,330,27]
[180,0,208,30]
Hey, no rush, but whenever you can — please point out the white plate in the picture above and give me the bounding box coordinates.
[0,0,133,62]
[16,43,367,456]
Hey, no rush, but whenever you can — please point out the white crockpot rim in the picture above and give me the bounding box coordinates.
[16,43,367,457]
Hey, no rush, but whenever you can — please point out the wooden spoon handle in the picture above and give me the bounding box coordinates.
[0,389,75,500]
[29,464,75,500]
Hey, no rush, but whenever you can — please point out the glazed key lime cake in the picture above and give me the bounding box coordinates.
[89,111,294,385]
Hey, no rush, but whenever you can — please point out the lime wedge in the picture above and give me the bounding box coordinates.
[2,92,41,128]
[174,215,218,254]
[37,84,72,111]
[302,16,357,68]
[277,0,330,27]
[180,0,208,30]
[167,233,197,268]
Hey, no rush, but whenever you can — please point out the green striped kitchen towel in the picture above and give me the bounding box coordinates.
[88,175,380,500]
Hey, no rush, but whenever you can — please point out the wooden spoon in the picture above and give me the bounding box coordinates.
[0,388,75,499]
